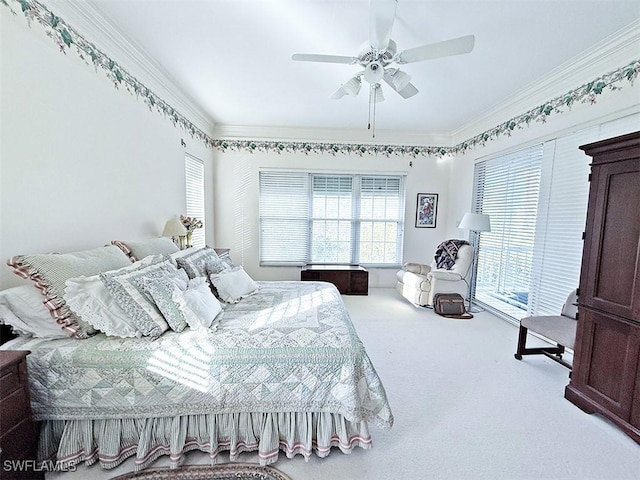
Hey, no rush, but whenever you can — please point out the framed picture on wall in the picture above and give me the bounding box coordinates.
[415,193,438,228]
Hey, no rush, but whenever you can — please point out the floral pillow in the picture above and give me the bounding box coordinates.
[139,269,190,333]
[100,257,177,337]
[175,246,219,279]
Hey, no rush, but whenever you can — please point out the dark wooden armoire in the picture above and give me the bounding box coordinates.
[565,130,640,444]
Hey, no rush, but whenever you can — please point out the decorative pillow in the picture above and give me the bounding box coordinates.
[100,257,177,337]
[7,245,132,338]
[0,286,68,338]
[208,266,259,304]
[139,270,190,332]
[173,277,223,330]
[175,246,219,279]
[205,258,233,276]
[112,237,179,262]
[62,256,163,339]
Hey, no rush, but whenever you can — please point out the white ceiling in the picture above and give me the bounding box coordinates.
[83,0,639,136]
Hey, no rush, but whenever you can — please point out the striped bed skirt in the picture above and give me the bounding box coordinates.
[38,411,372,471]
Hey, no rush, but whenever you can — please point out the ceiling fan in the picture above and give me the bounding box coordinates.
[291,0,475,134]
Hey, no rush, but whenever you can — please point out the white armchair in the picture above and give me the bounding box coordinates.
[396,244,474,307]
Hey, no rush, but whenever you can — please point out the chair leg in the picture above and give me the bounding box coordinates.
[514,325,528,360]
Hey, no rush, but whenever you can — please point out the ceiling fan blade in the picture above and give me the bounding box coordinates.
[396,82,419,99]
[369,0,397,50]
[291,53,357,64]
[329,86,347,99]
[396,34,475,64]
[383,74,419,98]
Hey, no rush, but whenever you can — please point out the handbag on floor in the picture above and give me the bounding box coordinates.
[433,293,473,319]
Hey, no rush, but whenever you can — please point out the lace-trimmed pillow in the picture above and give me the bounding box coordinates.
[63,255,165,338]
[100,257,177,337]
[7,245,132,339]
[175,246,219,279]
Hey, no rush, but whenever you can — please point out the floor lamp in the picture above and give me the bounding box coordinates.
[459,212,491,313]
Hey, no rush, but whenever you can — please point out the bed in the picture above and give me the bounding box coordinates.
[0,241,393,471]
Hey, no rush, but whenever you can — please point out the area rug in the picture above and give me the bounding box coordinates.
[110,463,292,480]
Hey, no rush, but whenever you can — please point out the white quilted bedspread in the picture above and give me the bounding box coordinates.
[4,281,393,429]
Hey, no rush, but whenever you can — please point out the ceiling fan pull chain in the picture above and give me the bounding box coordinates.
[372,86,377,138]
[368,85,373,131]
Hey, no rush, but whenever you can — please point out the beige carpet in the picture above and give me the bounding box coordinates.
[48,288,640,480]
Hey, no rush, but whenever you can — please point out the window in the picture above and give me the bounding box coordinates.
[470,112,640,321]
[259,171,405,266]
[185,155,205,248]
[472,145,543,319]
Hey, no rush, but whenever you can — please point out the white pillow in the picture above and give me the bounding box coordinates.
[0,286,67,338]
[209,266,258,304]
[63,254,166,338]
[173,277,223,330]
[64,275,141,338]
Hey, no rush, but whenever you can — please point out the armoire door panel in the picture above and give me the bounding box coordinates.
[576,309,640,420]
[581,160,640,321]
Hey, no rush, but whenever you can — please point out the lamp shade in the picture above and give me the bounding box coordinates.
[162,218,187,237]
[459,212,491,232]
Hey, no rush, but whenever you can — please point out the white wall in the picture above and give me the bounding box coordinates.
[0,13,214,288]
[212,150,452,287]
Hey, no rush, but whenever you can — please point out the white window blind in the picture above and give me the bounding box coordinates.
[185,155,205,248]
[259,171,405,266]
[259,172,310,265]
[359,176,403,264]
[473,145,543,318]
[528,128,596,316]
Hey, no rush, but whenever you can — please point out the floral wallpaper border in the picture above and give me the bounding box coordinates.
[3,0,639,159]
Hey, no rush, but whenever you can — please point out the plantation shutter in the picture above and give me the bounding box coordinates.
[259,171,310,265]
[185,155,205,248]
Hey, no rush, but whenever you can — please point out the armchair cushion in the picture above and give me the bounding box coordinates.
[396,242,473,307]
[429,270,463,281]
[402,263,431,275]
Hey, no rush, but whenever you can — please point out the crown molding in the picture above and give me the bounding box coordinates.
[41,0,215,135]
[212,124,453,147]
[453,19,640,144]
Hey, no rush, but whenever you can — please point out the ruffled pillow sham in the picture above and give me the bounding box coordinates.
[0,285,68,338]
[112,237,179,262]
[6,245,133,338]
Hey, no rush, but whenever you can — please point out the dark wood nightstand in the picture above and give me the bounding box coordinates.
[0,350,42,479]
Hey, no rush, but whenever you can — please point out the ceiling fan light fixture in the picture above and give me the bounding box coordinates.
[390,69,411,91]
[370,83,385,103]
[343,76,362,96]
[364,61,385,84]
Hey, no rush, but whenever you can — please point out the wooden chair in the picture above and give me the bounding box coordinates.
[514,289,578,369]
